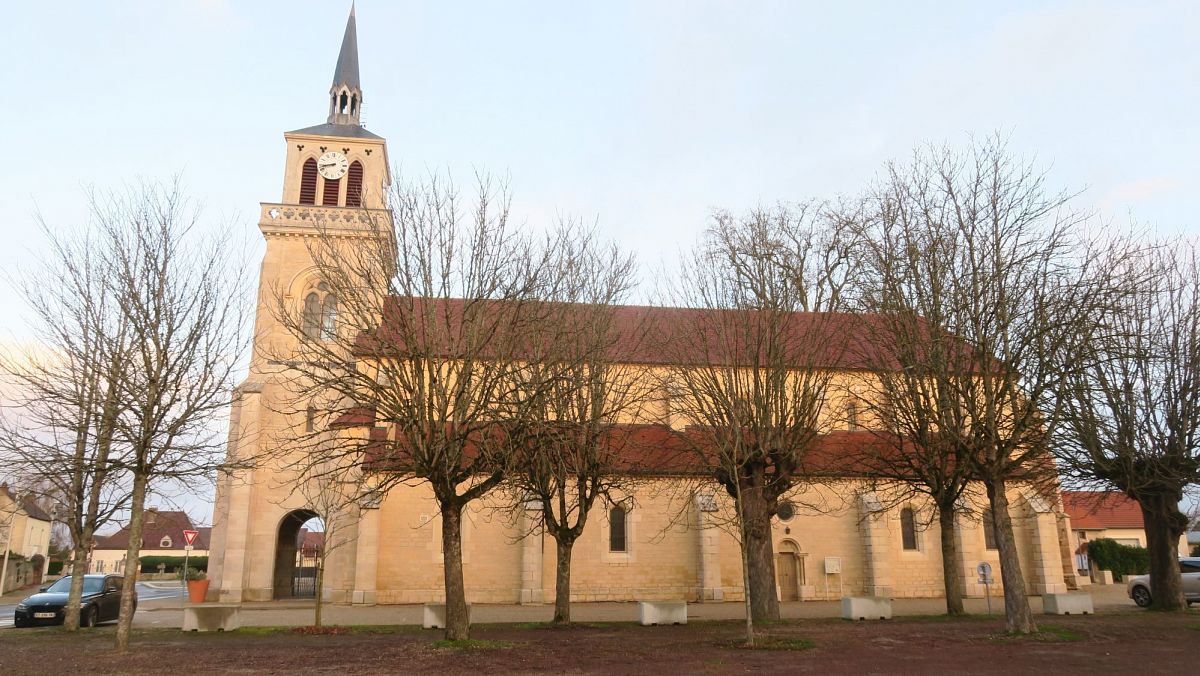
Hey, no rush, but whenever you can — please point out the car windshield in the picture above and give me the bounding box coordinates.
[44,577,105,594]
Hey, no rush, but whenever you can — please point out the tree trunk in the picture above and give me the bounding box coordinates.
[742,501,779,622]
[441,502,470,641]
[1139,496,1186,611]
[984,477,1036,634]
[63,540,89,631]
[313,559,324,627]
[553,538,573,624]
[937,504,965,615]
[115,475,148,652]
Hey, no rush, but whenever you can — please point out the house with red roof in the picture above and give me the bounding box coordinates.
[90,508,211,576]
[1062,491,1188,577]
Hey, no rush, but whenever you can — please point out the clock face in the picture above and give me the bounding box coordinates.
[317,151,349,180]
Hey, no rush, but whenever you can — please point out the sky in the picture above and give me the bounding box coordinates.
[0,0,1197,523]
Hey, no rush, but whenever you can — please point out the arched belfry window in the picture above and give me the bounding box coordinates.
[299,158,318,205]
[900,507,918,551]
[322,176,340,206]
[346,161,364,207]
[340,91,349,115]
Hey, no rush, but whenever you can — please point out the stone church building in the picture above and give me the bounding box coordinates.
[206,9,1084,607]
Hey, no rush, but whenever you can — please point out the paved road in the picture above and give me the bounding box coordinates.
[0,582,182,629]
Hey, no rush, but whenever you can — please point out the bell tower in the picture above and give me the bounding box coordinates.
[206,4,392,604]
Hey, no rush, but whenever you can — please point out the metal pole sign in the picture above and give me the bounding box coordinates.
[977,562,994,614]
[182,530,199,600]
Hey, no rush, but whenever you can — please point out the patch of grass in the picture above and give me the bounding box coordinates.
[731,635,815,651]
[989,625,1083,643]
[432,638,514,650]
[1183,623,1200,632]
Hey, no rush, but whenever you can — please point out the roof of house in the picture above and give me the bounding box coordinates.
[94,509,211,551]
[0,485,53,522]
[1062,491,1145,530]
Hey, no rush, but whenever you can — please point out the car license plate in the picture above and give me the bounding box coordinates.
[33,612,56,618]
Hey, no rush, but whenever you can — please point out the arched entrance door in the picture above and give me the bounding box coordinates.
[776,540,804,602]
[273,509,321,599]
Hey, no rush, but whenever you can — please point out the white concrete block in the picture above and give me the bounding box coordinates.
[1093,570,1114,585]
[423,603,471,629]
[841,596,892,620]
[638,600,688,625]
[1043,593,1093,615]
[182,603,242,631]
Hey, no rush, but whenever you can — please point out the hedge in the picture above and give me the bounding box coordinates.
[138,556,208,574]
[47,561,64,575]
[1087,538,1149,580]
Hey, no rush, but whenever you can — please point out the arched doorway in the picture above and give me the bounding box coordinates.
[776,540,804,602]
[273,509,322,599]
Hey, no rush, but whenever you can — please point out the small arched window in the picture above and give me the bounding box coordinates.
[846,400,860,430]
[609,505,627,552]
[305,405,316,433]
[346,161,364,207]
[982,509,998,550]
[299,158,318,205]
[302,292,321,338]
[339,91,349,114]
[900,507,918,551]
[322,294,338,340]
[160,535,172,548]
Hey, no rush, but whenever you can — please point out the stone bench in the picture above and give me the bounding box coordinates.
[638,600,688,626]
[841,596,892,621]
[423,603,471,629]
[182,603,242,632]
[1043,593,1093,615]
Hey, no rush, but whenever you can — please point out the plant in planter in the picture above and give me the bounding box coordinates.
[184,567,209,603]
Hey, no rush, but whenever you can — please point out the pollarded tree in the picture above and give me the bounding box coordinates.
[504,224,654,624]
[267,174,560,641]
[661,204,857,632]
[1055,242,1200,611]
[851,137,1120,633]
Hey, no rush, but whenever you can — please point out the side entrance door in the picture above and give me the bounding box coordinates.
[777,553,799,601]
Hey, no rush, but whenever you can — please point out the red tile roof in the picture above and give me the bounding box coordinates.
[356,298,933,371]
[94,510,210,551]
[1062,491,1145,530]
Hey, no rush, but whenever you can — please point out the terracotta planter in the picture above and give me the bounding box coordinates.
[187,579,210,603]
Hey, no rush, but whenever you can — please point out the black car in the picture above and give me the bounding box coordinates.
[12,574,137,628]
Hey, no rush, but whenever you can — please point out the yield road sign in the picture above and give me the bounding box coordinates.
[183,530,200,546]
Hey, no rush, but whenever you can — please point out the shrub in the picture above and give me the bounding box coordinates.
[139,555,207,574]
[47,561,64,575]
[1087,538,1149,580]
[1192,544,1200,557]
[182,567,205,581]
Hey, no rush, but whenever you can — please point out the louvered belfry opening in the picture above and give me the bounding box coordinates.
[346,161,364,207]
[322,176,341,206]
[299,158,318,205]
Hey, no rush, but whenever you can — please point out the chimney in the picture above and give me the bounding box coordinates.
[147,507,158,524]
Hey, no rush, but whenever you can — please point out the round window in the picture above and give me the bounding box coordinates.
[776,501,796,522]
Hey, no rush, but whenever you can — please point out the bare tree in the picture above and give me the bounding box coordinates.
[1054,241,1200,610]
[0,204,135,631]
[851,136,1115,633]
[503,224,654,624]
[95,182,249,652]
[266,174,553,641]
[660,204,856,637]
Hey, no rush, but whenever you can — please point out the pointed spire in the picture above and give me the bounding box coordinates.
[327,4,363,126]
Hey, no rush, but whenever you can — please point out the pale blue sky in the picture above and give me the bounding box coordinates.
[1,1,1197,520]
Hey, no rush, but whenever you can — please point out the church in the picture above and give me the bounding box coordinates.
[205,8,1086,607]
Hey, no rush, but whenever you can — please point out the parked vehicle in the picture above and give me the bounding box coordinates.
[12,574,137,628]
[1126,557,1200,607]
